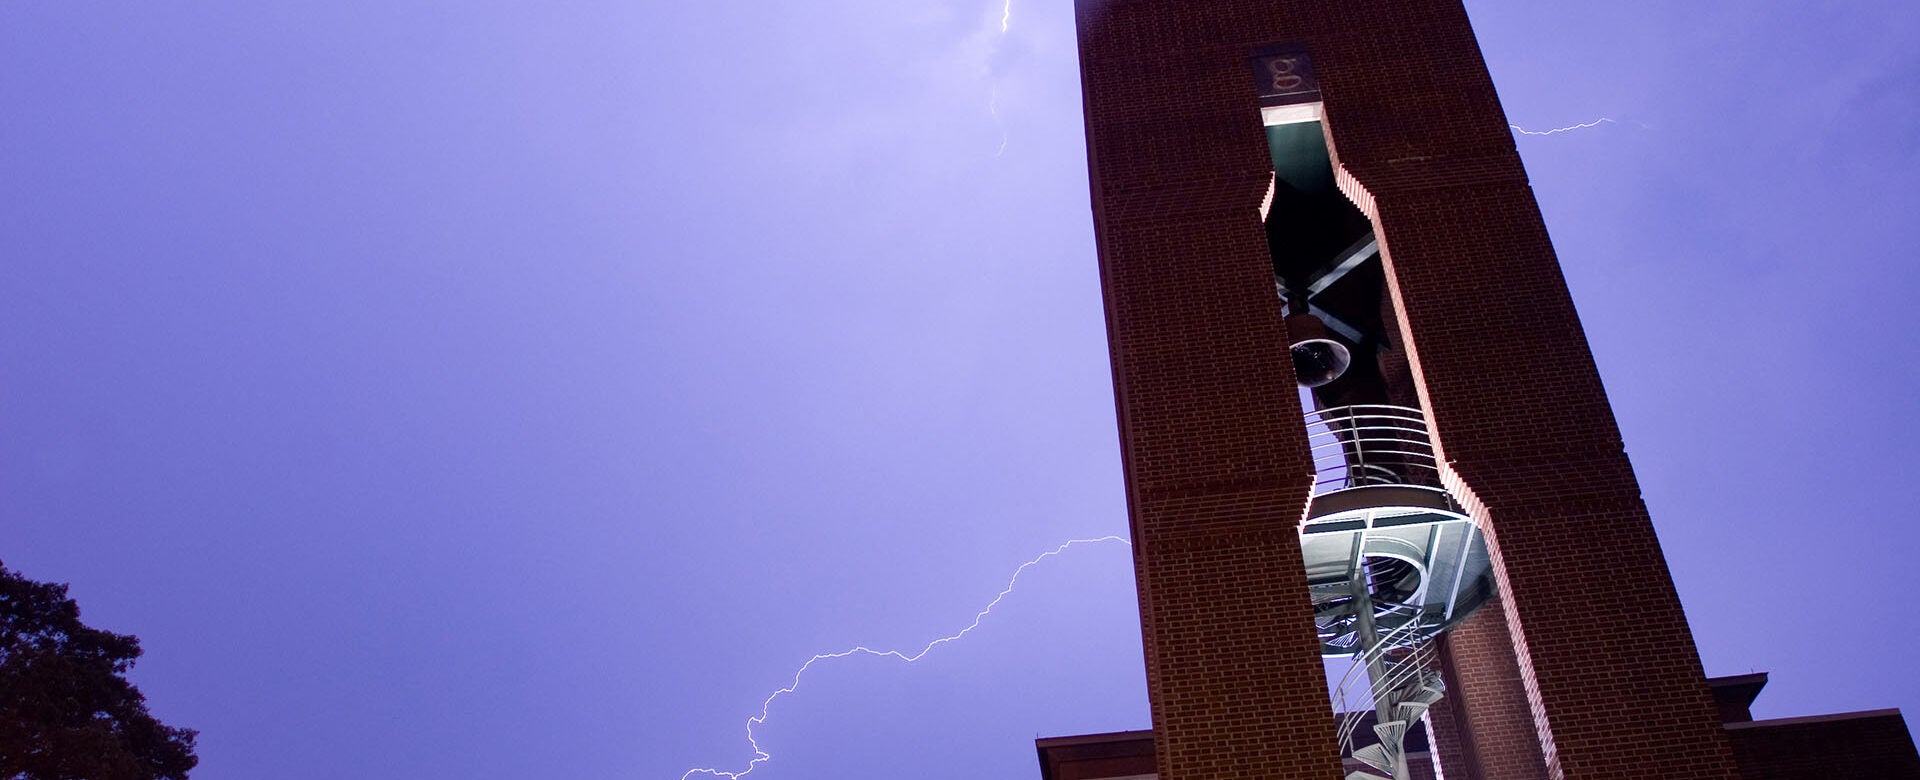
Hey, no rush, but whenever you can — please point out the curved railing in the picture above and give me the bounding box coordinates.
[1331,619,1440,752]
[1340,642,1438,751]
[1303,404,1442,495]
[1328,615,1428,713]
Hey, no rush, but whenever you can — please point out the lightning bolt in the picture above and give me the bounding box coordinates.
[679,535,1132,780]
[990,87,1009,157]
[986,0,1013,157]
[1509,117,1616,136]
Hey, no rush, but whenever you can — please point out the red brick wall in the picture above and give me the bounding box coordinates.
[1726,712,1920,779]
[1432,605,1549,780]
[1038,716,1920,780]
[1426,668,1473,780]
[1075,2,1349,779]
[1075,1,1739,779]
[1314,7,1741,777]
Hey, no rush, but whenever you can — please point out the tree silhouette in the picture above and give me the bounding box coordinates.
[0,561,197,780]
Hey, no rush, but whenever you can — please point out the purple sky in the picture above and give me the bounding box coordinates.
[3,1,1917,779]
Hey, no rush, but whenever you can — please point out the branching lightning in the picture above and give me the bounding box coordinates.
[679,535,1132,780]
[1509,117,1616,136]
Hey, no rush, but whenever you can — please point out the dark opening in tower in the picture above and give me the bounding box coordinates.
[1263,103,1495,780]
[1262,110,1416,414]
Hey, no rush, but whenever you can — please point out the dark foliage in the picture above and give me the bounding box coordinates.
[0,562,196,780]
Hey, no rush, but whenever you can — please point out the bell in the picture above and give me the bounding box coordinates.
[1286,311,1351,388]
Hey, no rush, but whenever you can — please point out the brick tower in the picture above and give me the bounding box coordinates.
[1073,1,1740,779]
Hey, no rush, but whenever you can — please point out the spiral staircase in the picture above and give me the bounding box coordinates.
[1297,405,1494,780]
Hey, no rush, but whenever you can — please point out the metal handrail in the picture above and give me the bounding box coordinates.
[1328,616,1420,708]
[1318,596,1423,649]
[1303,405,1442,495]
[1328,612,1430,712]
[1335,635,1438,754]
